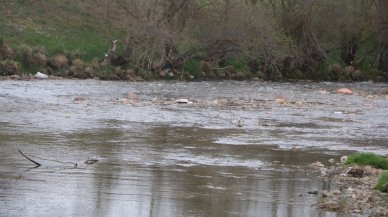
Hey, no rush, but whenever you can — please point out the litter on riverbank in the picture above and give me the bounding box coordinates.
[310,162,388,216]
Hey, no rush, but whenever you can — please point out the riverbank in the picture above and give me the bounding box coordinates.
[2,40,387,82]
[311,163,388,216]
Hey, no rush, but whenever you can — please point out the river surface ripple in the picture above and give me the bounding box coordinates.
[1,80,387,217]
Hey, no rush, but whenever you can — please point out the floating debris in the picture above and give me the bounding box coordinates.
[307,190,319,195]
[176,98,189,104]
[84,159,99,165]
[73,96,86,102]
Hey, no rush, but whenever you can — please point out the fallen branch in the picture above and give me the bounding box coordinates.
[28,154,77,168]
[18,148,41,168]
[17,148,98,168]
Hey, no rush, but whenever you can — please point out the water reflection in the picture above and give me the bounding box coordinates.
[0,123,338,217]
[1,80,386,217]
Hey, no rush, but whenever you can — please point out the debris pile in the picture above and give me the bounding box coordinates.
[310,161,388,216]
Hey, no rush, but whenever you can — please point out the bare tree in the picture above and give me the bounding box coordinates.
[374,0,388,71]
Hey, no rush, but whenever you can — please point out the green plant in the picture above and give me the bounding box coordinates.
[225,58,248,71]
[183,59,201,74]
[345,152,388,169]
[183,59,204,79]
[375,172,388,192]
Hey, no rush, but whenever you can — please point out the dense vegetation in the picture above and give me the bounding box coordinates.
[375,172,388,192]
[1,0,387,81]
[345,152,388,170]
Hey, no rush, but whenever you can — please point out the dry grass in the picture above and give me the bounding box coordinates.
[72,58,85,70]
[0,41,15,59]
[54,54,68,69]
[0,60,20,75]
[34,51,47,66]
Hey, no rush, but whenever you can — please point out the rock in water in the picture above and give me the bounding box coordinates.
[73,96,86,102]
[34,72,48,79]
[308,190,319,195]
[336,88,352,95]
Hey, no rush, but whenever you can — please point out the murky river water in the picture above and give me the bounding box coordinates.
[1,80,387,217]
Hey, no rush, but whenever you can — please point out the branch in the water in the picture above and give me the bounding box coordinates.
[28,154,77,167]
[18,148,41,168]
[84,159,99,165]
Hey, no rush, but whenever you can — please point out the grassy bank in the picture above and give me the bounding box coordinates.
[1,1,387,81]
[376,172,388,192]
[345,153,388,170]
[0,1,128,79]
[1,1,125,59]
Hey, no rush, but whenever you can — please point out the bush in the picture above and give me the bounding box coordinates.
[225,58,248,71]
[53,54,68,69]
[72,58,85,70]
[0,40,15,59]
[0,60,20,76]
[375,172,388,192]
[345,152,388,169]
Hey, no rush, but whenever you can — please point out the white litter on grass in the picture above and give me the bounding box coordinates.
[340,156,348,163]
[34,72,48,79]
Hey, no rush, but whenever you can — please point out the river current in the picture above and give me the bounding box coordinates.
[1,80,387,217]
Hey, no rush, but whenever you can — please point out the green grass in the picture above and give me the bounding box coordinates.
[375,172,388,192]
[0,1,126,62]
[225,58,249,71]
[345,152,388,169]
[3,24,120,62]
[326,50,343,65]
[183,59,202,77]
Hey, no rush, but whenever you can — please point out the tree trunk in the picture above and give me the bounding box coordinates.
[341,37,358,66]
[376,0,388,71]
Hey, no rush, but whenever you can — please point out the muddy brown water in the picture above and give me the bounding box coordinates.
[1,80,387,217]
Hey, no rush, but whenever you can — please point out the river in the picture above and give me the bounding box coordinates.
[1,80,387,217]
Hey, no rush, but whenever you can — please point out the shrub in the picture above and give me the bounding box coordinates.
[375,172,388,192]
[225,58,248,71]
[53,54,68,69]
[72,58,85,70]
[183,59,203,79]
[0,40,15,59]
[18,46,34,66]
[34,50,47,66]
[345,152,388,169]
[0,60,20,76]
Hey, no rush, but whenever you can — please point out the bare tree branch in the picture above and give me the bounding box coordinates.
[18,148,41,167]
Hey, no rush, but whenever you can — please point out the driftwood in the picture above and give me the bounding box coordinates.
[18,148,99,168]
[84,159,99,165]
[18,148,41,167]
[29,154,78,168]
